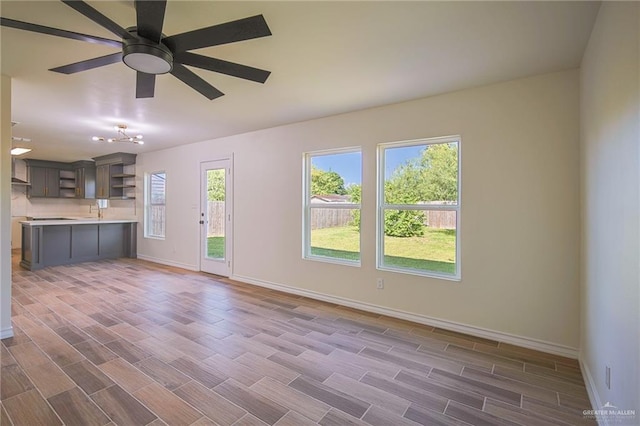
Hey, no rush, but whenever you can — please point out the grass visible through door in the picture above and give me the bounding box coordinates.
[207,237,225,259]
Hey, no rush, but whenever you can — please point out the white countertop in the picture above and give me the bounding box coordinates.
[20,218,138,226]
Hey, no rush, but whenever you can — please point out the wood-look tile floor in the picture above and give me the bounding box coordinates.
[2,252,595,426]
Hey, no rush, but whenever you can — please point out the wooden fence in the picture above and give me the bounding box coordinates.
[425,210,456,229]
[208,201,225,237]
[148,206,165,237]
[311,208,354,230]
[204,202,456,235]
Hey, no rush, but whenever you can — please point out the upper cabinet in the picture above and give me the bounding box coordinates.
[93,153,137,200]
[96,164,110,199]
[72,161,96,199]
[25,160,69,198]
[23,154,135,200]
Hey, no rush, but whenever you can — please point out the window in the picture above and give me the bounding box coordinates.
[303,148,362,265]
[145,171,166,239]
[378,136,460,279]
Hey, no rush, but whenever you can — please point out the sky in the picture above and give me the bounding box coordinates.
[311,145,425,186]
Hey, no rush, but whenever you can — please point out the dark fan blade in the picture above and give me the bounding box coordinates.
[170,63,223,100]
[174,52,270,83]
[0,17,121,48]
[49,52,122,74]
[61,0,133,40]
[136,72,155,98]
[135,0,166,43]
[163,15,271,52]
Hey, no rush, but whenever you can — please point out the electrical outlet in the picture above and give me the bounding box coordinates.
[376,278,384,289]
[606,366,611,389]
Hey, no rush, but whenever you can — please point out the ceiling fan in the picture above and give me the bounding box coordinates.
[0,0,272,100]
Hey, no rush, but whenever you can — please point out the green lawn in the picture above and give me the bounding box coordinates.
[207,236,225,258]
[209,225,456,274]
[310,226,456,274]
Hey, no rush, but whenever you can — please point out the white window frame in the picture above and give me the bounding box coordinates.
[303,147,362,266]
[145,170,166,239]
[377,136,461,280]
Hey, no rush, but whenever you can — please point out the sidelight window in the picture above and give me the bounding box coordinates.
[145,171,166,239]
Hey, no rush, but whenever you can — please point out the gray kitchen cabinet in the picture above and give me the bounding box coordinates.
[20,220,137,270]
[27,165,60,198]
[96,164,110,199]
[72,160,96,199]
[93,153,137,200]
[24,155,134,200]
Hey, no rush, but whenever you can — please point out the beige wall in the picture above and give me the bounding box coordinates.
[137,69,581,350]
[580,1,639,416]
[1,74,13,338]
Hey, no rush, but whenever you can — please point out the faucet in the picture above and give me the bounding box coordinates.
[95,199,108,219]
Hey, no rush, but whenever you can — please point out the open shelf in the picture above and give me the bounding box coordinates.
[108,163,136,199]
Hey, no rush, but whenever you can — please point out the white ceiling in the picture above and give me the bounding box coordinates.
[1,1,600,162]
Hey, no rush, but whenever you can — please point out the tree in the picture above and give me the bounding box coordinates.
[207,169,225,201]
[311,144,458,238]
[382,143,458,237]
[384,162,425,237]
[347,183,361,228]
[311,166,347,195]
[420,143,458,202]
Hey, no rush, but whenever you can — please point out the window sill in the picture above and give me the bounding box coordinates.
[304,255,361,268]
[376,265,461,282]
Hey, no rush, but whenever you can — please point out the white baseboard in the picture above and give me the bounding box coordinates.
[231,273,580,359]
[580,355,607,426]
[136,254,198,272]
[0,326,14,339]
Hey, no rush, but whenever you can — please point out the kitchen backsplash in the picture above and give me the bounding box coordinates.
[11,185,136,219]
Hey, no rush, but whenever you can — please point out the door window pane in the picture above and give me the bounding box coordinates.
[206,169,225,259]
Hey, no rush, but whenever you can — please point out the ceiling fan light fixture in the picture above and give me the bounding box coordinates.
[122,40,173,75]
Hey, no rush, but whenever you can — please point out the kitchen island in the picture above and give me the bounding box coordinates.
[20,219,137,271]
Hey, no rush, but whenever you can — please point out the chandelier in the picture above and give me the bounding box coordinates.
[92,124,144,144]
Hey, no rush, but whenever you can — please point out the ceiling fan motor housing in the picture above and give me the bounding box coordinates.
[122,28,173,74]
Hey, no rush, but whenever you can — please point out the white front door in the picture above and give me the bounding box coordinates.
[200,159,232,276]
